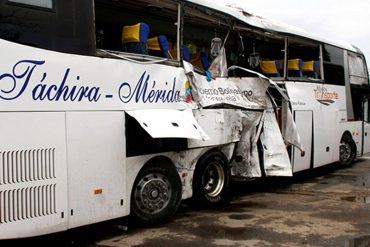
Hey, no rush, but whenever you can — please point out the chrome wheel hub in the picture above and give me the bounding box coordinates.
[134,173,171,214]
[202,161,225,197]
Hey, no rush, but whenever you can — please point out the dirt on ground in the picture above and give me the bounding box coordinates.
[3,157,370,247]
[97,157,370,247]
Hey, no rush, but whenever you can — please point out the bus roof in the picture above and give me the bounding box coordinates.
[185,0,361,54]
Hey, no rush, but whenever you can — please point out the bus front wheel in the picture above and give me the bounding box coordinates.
[193,150,229,206]
[339,134,357,166]
[130,159,182,226]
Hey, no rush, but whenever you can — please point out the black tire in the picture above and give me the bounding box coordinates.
[339,134,357,166]
[130,158,182,226]
[193,150,229,206]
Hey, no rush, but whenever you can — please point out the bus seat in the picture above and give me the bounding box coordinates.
[302,60,319,78]
[169,46,190,62]
[288,58,303,77]
[190,51,209,70]
[260,60,280,76]
[279,59,285,75]
[182,46,190,62]
[147,35,170,58]
[200,52,210,70]
[122,22,150,55]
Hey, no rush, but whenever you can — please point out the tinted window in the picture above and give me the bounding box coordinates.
[95,0,178,59]
[323,44,345,85]
[0,0,95,56]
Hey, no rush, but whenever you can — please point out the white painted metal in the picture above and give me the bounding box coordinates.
[0,39,190,112]
[292,111,313,172]
[126,109,209,140]
[65,111,127,228]
[260,100,292,177]
[0,112,68,239]
[363,123,370,155]
[0,0,368,239]
[313,110,340,168]
[189,108,243,148]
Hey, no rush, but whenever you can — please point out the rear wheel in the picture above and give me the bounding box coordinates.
[193,150,229,205]
[339,134,356,166]
[130,159,182,226]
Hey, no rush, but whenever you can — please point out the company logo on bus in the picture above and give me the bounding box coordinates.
[313,86,338,106]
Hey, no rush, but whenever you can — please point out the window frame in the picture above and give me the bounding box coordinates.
[7,0,55,12]
[286,36,323,82]
[347,51,369,86]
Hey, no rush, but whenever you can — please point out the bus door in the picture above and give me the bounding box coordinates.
[362,98,370,154]
[292,111,313,172]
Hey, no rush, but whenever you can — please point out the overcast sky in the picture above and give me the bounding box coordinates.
[214,0,370,66]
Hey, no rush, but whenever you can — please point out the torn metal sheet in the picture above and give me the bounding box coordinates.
[281,100,303,151]
[188,108,243,148]
[231,110,264,178]
[185,62,296,177]
[126,109,210,140]
[190,74,270,110]
[228,65,289,101]
[260,98,292,176]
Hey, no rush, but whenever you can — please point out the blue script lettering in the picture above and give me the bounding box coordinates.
[0,59,101,102]
[0,60,44,100]
[32,69,101,102]
[118,71,180,104]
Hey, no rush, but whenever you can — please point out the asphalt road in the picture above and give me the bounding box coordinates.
[2,156,370,247]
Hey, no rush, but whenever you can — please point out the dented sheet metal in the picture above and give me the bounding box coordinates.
[188,109,243,148]
[228,65,290,101]
[126,109,210,140]
[231,110,264,178]
[190,71,270,110]
[183,62,301,177]
[260,98,292,176]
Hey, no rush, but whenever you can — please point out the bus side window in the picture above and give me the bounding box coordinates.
[348,52,369,86]
[247,37,285,79]
[287,38,321,81]
[323,44,345,85]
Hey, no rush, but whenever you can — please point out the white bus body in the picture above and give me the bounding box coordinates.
[0,0,369,239]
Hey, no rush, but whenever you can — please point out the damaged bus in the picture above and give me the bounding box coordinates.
[0,0,369,239]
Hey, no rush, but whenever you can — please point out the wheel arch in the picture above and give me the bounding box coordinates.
[193,147,232,183]
[341,130,353,140]
[140,155,178,172]
[192,148,231,205]
[339,130,357,166]
[196,147,231,164]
